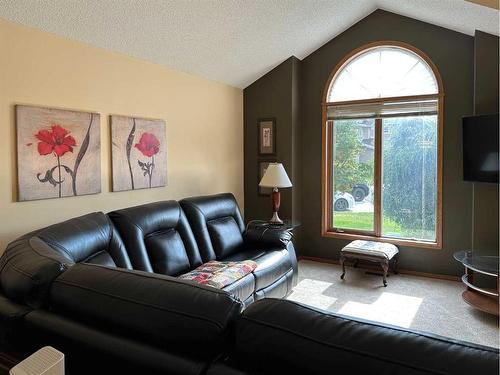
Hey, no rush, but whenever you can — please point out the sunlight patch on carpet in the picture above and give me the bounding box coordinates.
[287,278,337,310]
[337,292,423,328]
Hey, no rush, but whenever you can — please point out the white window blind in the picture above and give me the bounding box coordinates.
[327,98,438,120]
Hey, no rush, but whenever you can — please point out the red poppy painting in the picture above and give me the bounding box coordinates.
[111,115,166,191]
[35,125,77,157]
[135,133,160,158]
[16,105,101,201]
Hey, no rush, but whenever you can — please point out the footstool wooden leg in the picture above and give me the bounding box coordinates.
[381,260,389,287]
[340,255,346,280]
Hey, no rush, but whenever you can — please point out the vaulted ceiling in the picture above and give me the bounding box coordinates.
[0,0,498,88]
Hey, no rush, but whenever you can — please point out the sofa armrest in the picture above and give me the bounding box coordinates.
[244,224,293,248]
[0,294,32,350]
[0,234,71,309]
[243,223,298,288]
[49,263,243,358]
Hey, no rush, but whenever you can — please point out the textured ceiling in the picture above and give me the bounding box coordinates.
[0,0,498,88]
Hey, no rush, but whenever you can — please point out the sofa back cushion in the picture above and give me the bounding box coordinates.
[207,217,244,259]
[35,212,131,268]
[108,201,203,276]
[228,299,500,375]
[0,212,130,308]
[180,193,245,262]
[49,263,243,359]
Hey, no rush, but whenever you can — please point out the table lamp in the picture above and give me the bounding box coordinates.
[259,162,292,224]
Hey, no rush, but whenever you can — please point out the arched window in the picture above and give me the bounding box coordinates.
[322,42,443,248]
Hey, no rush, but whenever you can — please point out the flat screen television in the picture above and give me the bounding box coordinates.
[463,113,499,183]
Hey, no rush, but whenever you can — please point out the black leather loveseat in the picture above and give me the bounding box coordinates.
[0,193,297,309]
[0,193,497,375]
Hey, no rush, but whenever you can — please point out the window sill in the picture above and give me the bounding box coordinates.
[322,230,442,250]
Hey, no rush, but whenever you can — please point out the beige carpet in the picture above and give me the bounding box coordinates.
[286,260,499,348]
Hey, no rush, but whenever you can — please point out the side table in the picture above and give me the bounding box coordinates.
[453,251,499,316]
[246,219,301,232]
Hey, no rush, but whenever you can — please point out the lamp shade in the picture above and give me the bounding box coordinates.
[259,163,292,188]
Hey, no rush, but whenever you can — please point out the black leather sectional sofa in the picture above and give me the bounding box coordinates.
[0,193,497,375]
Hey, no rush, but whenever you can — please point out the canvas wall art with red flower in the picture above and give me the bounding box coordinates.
[16,105,101,201]
[111,115,167,191]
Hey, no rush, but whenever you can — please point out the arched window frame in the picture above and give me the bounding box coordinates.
[321,41,444,249]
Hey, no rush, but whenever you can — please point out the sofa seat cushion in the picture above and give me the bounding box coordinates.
[254,269,294,301]
[179,261,257,289]
[222,248,292,292]
[248,249,292,292]
[222,273,255,304]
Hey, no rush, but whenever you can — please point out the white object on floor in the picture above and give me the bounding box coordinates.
[341,240,399,259]
[10,346,64,375]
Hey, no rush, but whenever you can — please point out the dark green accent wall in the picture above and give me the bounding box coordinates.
[243,9,499,276]
[474,31,499,115]
[472,30,499,256]
[300,9,475,276]
[244,57,302,223]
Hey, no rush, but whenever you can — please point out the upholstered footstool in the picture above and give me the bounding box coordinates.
[340,240,399,287]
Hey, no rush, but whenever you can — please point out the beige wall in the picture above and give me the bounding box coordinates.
[0,18,243,251]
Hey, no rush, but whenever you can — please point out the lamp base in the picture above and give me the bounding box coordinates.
[269,188,283,224]
[269,211,283,225]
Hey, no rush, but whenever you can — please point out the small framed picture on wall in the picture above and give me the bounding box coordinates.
[258,118,276,155]
[258,160,276,196]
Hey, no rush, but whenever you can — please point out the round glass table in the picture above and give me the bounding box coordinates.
[453,251,499,316]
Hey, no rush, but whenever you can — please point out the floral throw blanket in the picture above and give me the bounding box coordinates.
[179,260,258,289]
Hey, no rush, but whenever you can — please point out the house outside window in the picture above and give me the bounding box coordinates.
[321,41,443,249]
